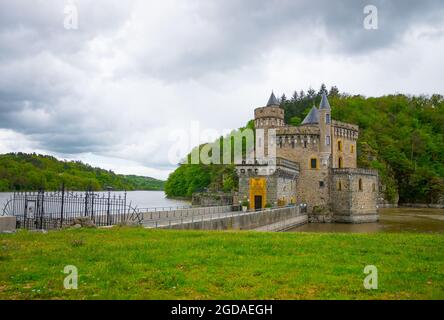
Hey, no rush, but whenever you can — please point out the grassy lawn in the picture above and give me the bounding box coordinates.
[0,227,443,300]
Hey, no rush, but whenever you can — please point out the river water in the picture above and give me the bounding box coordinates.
[1,192,443,233]
[287,208,444,234]
[0,191,190,212]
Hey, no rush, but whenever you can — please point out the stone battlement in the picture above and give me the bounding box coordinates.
[332,120,359,131]
[254,106,285,120]
[276,125,320,135]
[332,168,378,176]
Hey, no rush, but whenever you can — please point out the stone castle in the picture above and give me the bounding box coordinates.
[235,92,379,223]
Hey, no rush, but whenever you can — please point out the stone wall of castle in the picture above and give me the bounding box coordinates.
[276,129,330,212]
[254,106,285,128]
[276,176,297,205]
[331,121,358,169]
[330,168,379,222]
[238,174,278,207]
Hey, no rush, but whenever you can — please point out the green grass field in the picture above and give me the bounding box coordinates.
[1,227,443,300]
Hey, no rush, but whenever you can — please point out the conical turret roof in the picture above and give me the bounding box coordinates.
[266,92,279,106]
[319,93,331,110]
[302,106,319,125]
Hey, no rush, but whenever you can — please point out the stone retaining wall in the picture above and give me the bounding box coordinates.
[142,205,234,221]
[164,206,307,231]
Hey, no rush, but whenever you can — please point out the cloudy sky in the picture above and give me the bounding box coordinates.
[0,0,443,179]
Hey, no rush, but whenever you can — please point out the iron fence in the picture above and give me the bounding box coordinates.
[1,189,142,230]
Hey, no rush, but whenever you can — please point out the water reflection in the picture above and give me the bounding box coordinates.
[287,208,444,234]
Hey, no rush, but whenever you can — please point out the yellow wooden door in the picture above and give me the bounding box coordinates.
[249,178,266,210]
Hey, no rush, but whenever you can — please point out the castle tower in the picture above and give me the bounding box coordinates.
[318,93,332,168]
[254,92,285,158]
[254,92,285,129]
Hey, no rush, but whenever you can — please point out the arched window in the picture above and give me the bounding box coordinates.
[359,179,363,191]
[338,157,343,168]
[338,140,343,152]
[337,181,342,191]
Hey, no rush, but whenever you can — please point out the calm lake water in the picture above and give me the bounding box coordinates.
[0,191,190,212]
[287,208,444,234]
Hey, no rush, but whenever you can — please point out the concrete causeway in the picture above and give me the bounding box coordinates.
[142,205,308,231]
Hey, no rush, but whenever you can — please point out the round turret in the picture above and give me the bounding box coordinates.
[254,92,285,129]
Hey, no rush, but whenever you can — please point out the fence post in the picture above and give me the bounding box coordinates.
[60,183,65,228]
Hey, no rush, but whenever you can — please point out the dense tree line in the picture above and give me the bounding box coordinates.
[0,153,165,191]
[166,86,444,204]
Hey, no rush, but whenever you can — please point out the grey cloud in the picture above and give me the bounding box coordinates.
[0,0,443,171]
[129,0,444,80]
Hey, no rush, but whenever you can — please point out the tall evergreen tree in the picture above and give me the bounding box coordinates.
[329,86,340,98]
[318,83,328,95]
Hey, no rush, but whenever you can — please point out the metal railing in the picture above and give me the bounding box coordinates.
[2,190,141,230]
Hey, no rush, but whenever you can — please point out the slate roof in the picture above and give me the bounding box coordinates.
[266,92,280,106]
[301,106,320,125]
[319,93,331,110]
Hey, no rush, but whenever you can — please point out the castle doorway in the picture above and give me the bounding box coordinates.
[254,196,263,211]
[249,178,266,210]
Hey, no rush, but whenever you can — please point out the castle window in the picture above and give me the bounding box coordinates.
[351,144,354,153]
[319,181,325,188]
[338,157,343,168]
[372,183,376,192]
[310,158,317,169]
[304,141,307,148]
[359,179,363,191]
[292,140,295,148]
[337,181,342,191]
[326,135,331,146]
[326,114,331,124]
[338,141,343,152]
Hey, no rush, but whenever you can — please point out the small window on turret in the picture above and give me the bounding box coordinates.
[351,145,354,153]
[359,179,363,191]
[326,114,331,124]
[326,135,331,146]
